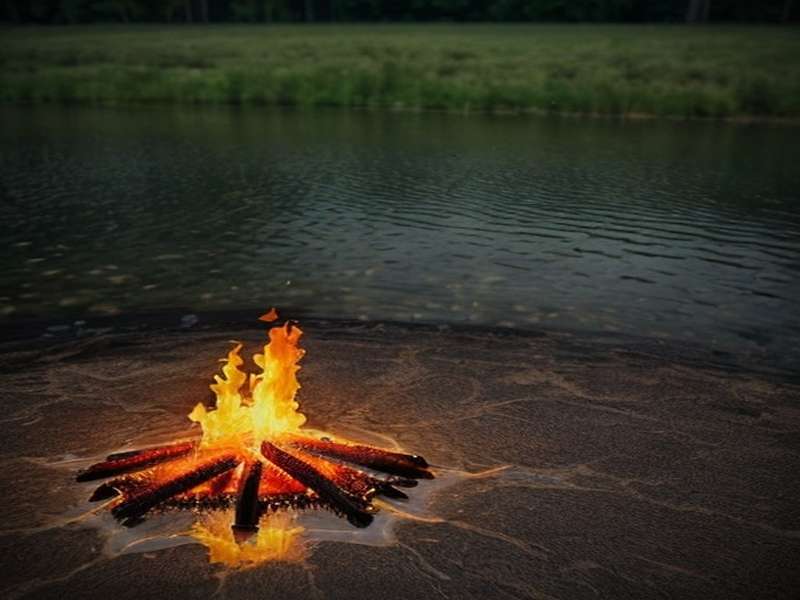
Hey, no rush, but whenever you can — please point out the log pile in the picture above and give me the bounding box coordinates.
[77,435,434,534]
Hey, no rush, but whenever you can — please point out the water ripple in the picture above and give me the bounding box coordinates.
[1,106,799,368]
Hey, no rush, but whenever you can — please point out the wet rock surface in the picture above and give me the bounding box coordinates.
[0,320,798,599]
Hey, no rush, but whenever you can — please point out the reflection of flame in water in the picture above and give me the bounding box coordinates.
[191,511,307,568]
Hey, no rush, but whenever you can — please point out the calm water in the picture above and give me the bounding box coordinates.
[1,107,798,367]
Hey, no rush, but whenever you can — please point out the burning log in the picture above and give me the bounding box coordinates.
[261,441,373,528]
[375,481,409,500]
[73,312,435,545]
[77,441,196,482]
[165,493,237,512]
[287,435,433,480]
[295,450,410,501]
[105,441,195,461]
[206,466,239,497]
[259,462,308,496]
[344,470,410,500]
[89,482,119,502]
[111,454,240,524]
[105,450,141,461]
[89,474,150,502]
[260,492,318,515]
[385,476,419,488]
[232,459,263,539]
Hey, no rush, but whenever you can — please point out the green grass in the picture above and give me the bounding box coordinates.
[2,24,799,118]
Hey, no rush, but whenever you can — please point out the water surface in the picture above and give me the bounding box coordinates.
[1,106,798,367]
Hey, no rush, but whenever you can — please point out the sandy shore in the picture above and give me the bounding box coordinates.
[0,319,798,599]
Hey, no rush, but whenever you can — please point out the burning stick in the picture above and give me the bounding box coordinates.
[89,482,120,501]
[337,467,411,501]
[89,473,150,502]
[105,441,195,461]
[296,450,411,501]
[287,435,433,480]
[206,466,239,497]
[77,441,196,482]
[261,441,374,528]
[111,454,240,525]
[232,459,263,540]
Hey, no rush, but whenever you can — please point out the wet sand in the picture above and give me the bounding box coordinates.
[0,319,798,599]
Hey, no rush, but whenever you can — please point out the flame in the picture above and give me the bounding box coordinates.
[183,311,310,566]
[188,314,306,448]
[258,307,278,322]
[191,512,307,567]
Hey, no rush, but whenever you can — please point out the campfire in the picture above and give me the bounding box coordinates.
[76,310,433,540]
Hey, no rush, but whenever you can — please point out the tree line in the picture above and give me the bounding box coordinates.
[1,0,795,24]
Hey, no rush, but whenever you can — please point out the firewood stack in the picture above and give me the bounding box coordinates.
[77,435,433,532]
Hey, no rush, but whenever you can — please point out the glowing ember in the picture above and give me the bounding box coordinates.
[76,310,433,565]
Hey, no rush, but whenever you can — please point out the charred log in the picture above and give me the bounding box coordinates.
[342,468,410,501]
[104,450,141,461]
[89,482,119,502]
[287,435,433,479]
[376,483,408,500]
[232,459,263,539]
[386,476,418,488]
[77,441,196,482]
[261,441,373,528]
[111,454,240,524]
[336,469,408,502]
[89,474,149,502]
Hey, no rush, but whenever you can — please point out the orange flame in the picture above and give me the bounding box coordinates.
[258,307,278,322]
[188,313,306,448]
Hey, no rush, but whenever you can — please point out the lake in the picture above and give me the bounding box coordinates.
[1,106,798,369]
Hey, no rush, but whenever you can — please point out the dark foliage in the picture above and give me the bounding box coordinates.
[0,0,796,24]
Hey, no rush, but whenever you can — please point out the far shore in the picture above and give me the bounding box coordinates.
[2,24,799,120]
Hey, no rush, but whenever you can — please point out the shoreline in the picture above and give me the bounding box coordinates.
[3,99,800,125]
[2,307,797,384]
[1,313,798,599]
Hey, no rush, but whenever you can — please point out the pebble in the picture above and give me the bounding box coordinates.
[181,314,199,328]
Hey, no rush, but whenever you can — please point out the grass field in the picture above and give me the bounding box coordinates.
[2,24,799,118]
